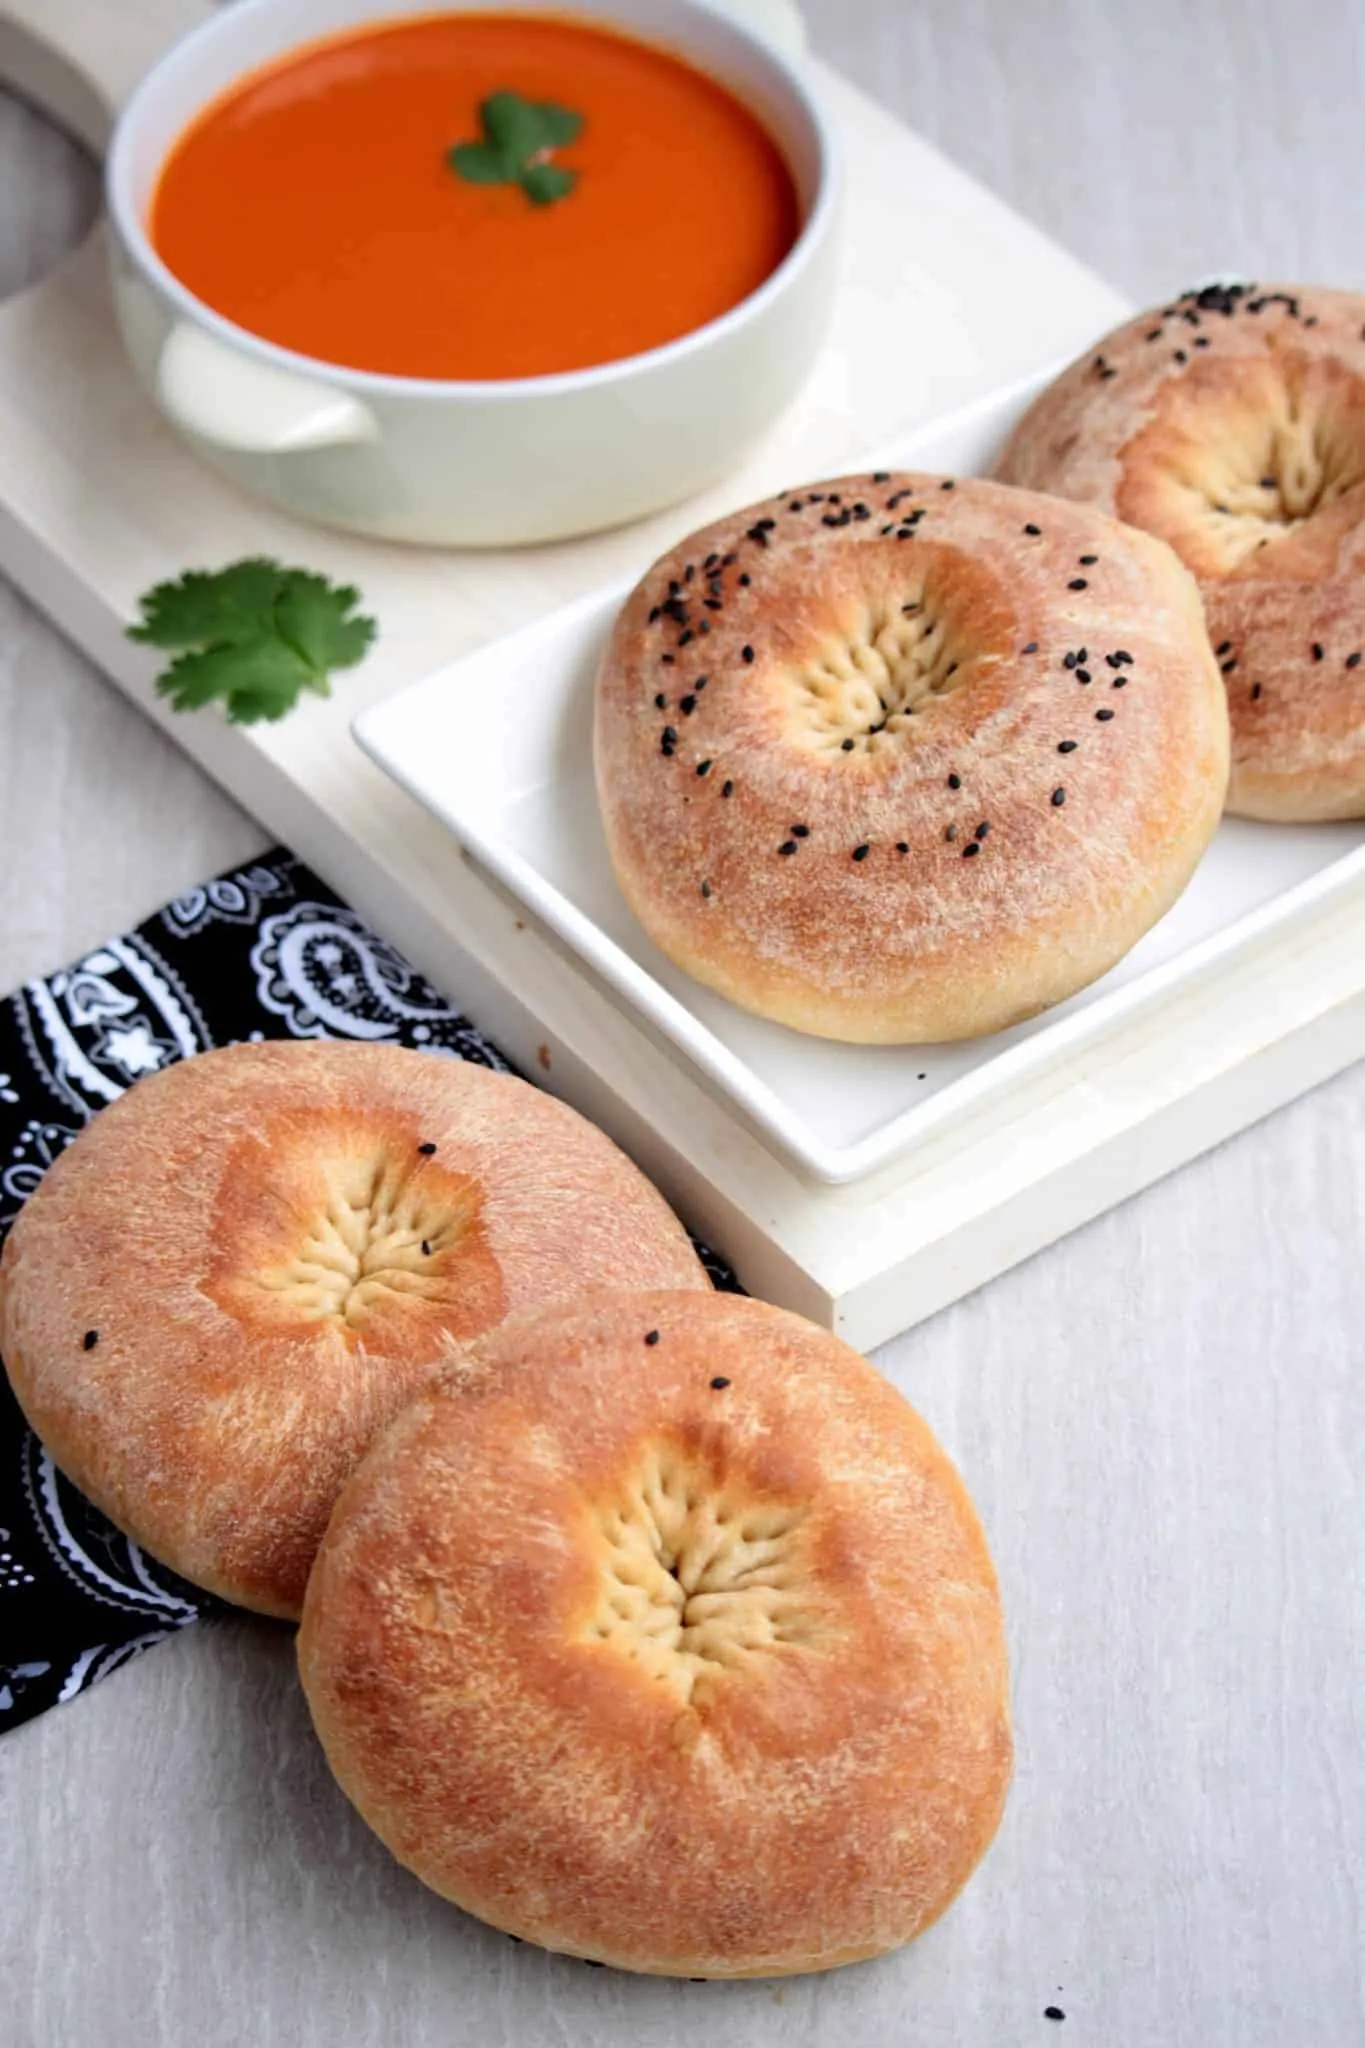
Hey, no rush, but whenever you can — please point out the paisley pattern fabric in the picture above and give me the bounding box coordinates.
[0,849,735,1734]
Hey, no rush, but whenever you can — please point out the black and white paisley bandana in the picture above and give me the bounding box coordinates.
[0,849,736,1734]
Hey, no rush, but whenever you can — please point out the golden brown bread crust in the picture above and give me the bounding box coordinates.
[0,1042,706,1618]
[594,470,1229,1042]
[995,282,1365,820]
[298,1291,1012,1978]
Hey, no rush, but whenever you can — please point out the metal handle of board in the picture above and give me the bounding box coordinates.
[0,0,212,153]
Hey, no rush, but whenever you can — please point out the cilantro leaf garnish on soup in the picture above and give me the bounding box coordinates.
[149,12,801,382]
[448,88,584,206]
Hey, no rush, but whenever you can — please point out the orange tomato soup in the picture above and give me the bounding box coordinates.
[150,11,801,381]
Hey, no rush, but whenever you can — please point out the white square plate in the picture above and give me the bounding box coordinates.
[355,370,1365,1183]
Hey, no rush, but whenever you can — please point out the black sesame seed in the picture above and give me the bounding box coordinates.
[695,675,709,690]
[418,1142,437,1156]
[421,1240,432,1256]
[700,879,712,898]
[1348,652,1362,669]
[1044,2009,1066,2024]
[1312,643,1325,661]
[1022,641,1040,654]
[82,1329,99,1351]
[948,772,962,789]
[791,824,810,838]
[941,479,955,490]
[962,842,980,858]
[1076,668,1091,683]
[678,630,694,647]
[648,606,662,624]
[738,573,751,587]
[1112,676,1127,688]
[1145,327,1164,342]
[1113,650,1132,664]
[974,821,990,841]
[896,841,909,853]
[654,692,667,710]
[1064,652,1078,671]
[873,471,891,482]
[704,599,722,613]
[741,645,755,664]
[644,1330,660,1345]
[1023,523,1042,536]
[1058,739,1078,753]
[1079,554,1099,566]
[1220,658,1237,674]
[778,840,799,856]
[696,760,712,776]
[1077,647,1089,661]
[662,725,678,745]
[841,738,855,752]
[661,655,676,666]
[852,844,870,861]
[1068,577,1089,591]
[1194,335,1210,348]
[1052,787,1066,806]
[945,824,958,842]
[710,1376,731,1390]
[721,780,734,797]
[1095,707,1115,721]
[680,693,697,715]
[1251,683,1263,700]
[1174,349,1188,364]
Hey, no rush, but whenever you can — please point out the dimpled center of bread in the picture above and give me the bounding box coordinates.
[583,1444,824,1704]
[1120,350,1365,573]
[256,1151,479,1328]
[782,586,973,758]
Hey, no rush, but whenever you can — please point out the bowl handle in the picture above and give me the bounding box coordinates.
[156,323,381,454]
[704,0,807,59]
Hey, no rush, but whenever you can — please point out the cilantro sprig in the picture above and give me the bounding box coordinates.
[128,559,377,725]
[448,89,584,206]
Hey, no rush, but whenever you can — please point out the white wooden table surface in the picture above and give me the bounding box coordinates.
[3,5,1364,2045]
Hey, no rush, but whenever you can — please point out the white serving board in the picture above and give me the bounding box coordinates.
[357,372,1365,1183]
[12,0,1360,1348]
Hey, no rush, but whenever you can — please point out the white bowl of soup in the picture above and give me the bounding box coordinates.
[106,0,838,547]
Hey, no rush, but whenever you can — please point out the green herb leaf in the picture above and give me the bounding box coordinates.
[127,558,286,651]
[128,559,377,725]
[536,103,584,149]
[521,161,577,207]
[482,88,548,167]
[447,89,584,206]
[447,140,513,185]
